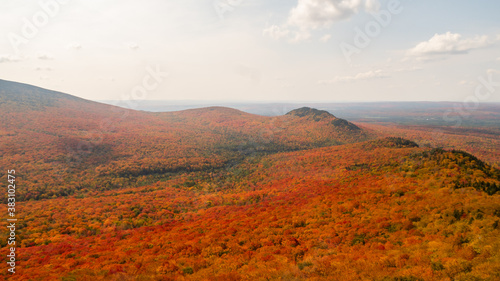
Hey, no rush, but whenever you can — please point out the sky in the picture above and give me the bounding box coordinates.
[0,0,499,102]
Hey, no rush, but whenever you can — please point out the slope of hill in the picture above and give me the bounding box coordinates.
[0,80,370,201]
[2,80,499,280]
[0,79,87,110]
[2,138,499,280]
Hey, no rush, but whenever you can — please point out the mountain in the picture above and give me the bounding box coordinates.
[0,80,369,200]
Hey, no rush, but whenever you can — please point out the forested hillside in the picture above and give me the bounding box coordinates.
[0,80,499,280]
[1,138,499,280]
[0,80,369,201]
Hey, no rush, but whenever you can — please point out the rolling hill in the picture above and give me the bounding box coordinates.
[0,79,370,200]
[1,80,499,280]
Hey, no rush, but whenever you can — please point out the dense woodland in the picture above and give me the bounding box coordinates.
[0,80,499,280]
[0,80,370,201]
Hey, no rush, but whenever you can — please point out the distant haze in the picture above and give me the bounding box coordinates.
[98,100,500,127]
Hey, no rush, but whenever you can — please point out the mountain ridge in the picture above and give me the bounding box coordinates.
[0,80,370,201]
[0,79,92,109]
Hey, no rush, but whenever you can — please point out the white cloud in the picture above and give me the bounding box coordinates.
[0,54,22,63]
[365,0,381,13]
[264,0,377,43]
[393,66,422,73]
[263,25,290,40]
[288,0,364,30]
[319,69,388,84]
[263,25,310,43]
[407,32,492,60]
[34,67,53,71]
[37,53,54,60]
[290,30,311,43]
[126,42,139,51]
[320,34,332,42]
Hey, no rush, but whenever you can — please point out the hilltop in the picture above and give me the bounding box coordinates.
[287,107,361,131]
[0,79,86,109]
[0,80,370,200]
[286,107,334,119]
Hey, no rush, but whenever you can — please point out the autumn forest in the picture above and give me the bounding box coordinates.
[1,79,499,280]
